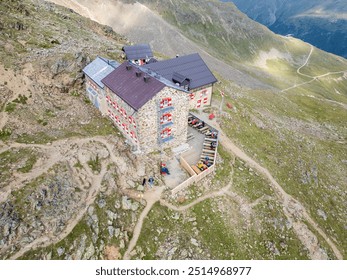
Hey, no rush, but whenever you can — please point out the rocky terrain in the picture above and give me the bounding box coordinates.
[0,0,161,260]
[0,0,346,260]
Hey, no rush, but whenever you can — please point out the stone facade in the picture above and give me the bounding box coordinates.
[137,87,189,153]
[104,86,139,148]
[103,85,188,153]
[188,84,213,109]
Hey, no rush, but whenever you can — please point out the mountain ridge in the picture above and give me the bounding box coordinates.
[229,0,347,58]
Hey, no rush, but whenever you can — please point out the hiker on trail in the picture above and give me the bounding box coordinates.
[148,176,154,188]
[142,177,147,186]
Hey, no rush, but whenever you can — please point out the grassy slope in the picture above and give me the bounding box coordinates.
[1,0,346,260]
[131,0,347,259]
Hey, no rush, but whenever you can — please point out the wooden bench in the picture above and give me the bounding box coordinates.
[200,158,214,164]
[191,165,202,174]
[202,149,215,154]
[201,156,215,161]
[203,143,216,149]
[205,137,218,142]
[198,126,209,133]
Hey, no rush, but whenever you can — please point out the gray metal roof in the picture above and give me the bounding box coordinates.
[143,53,217,90]
[122,44,153,61]
[83,57,119,88]
[102,62,165,111]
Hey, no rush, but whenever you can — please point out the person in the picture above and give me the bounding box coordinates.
[211,131,217,139]
[197,161,206,171]
[161,167,170,175]
[210,141,217,149]
[148,176,154,188]
[142,177,147,187]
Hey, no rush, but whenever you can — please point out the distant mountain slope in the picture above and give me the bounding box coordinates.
[48,0,347,91]
[228,0,347,58]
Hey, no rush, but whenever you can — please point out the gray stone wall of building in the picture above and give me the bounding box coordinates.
[104,87,139,149]
[137,86,189,153]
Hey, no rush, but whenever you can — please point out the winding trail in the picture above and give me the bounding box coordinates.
[281,70,347,93]
[281,44,347,93]
[296,46,314,78]
[3,135,126,260]
[160,185,230,212]
[123,187,164,260]
[281,47,347,93]
[0,136,118,204]
[10,162,108,260]
[216,128,343,260]
[2,125,342,259]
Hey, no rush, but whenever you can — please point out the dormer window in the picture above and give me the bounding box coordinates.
[172,72,190,90]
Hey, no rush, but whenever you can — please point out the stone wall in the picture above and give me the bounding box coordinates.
[188,84,213,109]
[104,87,139,149]
[137,86,189,153]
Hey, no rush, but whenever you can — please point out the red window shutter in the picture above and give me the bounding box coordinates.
[197,100,202,108]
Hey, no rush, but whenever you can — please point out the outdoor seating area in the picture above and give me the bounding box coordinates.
[188,114,218,174]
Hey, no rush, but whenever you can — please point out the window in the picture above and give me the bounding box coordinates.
[160,113,172,124]
[106,96,112,104]
[196,99,202,108]
[160,97,172,108]
[130,131,138,143]
[120,108,127,118]
[130,131,137,139]
[122,123,129,134]
[200,89,207,98]
[161,127,172,139]
[112,101,118,110]
[87,80,98,91]
[129,116,137,128]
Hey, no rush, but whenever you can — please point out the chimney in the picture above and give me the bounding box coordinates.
[126,64,132,71]
[144,76,150,83]
[135,70,142,77]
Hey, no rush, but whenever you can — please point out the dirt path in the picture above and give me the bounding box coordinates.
[297,45,314,78]
[2,135,127,259]
[0,136,117,204]
[160,185,230,212]
[216,128,343,260]
[10,162,108,260]
[281,45,347,93]
[123,187,164,260]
